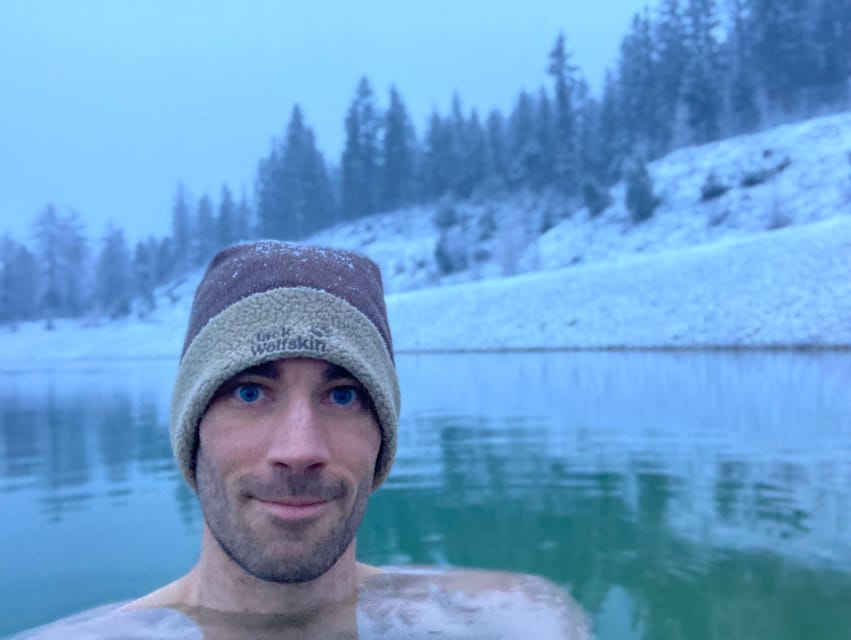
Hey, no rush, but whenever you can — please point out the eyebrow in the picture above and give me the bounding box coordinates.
[235,361,280,380]
[323,363,357,383]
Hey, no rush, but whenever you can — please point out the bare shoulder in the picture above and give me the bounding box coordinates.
[358,567,590,639]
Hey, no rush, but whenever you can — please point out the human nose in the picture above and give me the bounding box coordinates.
[263,396,331,472]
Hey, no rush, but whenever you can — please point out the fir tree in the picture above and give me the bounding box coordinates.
[96,225,132,318]
[482,110,508,192]
[216,185,237,249]
[195,193,216,266]
[421,111,452,200]
[381,86,417,210]
[813,0,851,89]
[681,0,724,143]
[726,0,760,133]
[132,239,157,315]
[341,77,379,218]
[625,160,660,223]
[619,11,664,156]
[749,0,813,114]
[32,204,63,328]
[548,33,579,193]
[170,183,193,274]
[506,90,543,189]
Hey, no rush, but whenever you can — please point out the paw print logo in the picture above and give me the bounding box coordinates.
[309,324,330,339]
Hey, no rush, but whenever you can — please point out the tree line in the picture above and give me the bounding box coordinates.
[2,0,848,326]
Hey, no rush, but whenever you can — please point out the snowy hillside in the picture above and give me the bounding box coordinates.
[2,112,849,360]
[312,111,851,291]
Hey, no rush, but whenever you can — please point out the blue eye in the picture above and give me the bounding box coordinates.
[330,387,357,406]
[236,384,262,403]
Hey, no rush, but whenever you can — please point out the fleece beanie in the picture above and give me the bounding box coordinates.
[170,241,400,490]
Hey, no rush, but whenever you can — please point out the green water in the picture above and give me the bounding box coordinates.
[1,352,849,638]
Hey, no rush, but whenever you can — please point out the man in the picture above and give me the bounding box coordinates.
[14,241,588,639]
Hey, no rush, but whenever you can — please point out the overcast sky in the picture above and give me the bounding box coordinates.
[0,0,650,244]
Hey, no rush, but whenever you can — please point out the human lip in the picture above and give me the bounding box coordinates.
[252,497,330,520]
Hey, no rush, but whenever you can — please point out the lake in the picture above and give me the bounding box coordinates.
[1,351,850,639]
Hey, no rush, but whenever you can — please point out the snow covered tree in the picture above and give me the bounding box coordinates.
[681,0,724,143]
[216,185,237,249]
[195,193,216,267]
[596,70,627,184]
[654,0,689,148]
[132,238,157,315]
[234,192,253,241]
[625,160,660,223]
[95,225,132,318]
[548,33,579,193]
[31,205,87,324]
[749,0,813,115]
[381,86,417,210]
[812,0,851,95]
[257,106,335,238]
[56,211,89,318]
[420,110,452,200]
[482,110,509,192]
[0,234,40,326]
[618,11,664,156]
[170,184,193,274]
[341,77,380,219]
[506,90,544,189]
[725,0,760,133]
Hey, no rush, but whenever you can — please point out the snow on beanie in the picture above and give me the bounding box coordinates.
[170,241,400,490]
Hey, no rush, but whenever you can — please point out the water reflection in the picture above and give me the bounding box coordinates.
[1,352,850,639]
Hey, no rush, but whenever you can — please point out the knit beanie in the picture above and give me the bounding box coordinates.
[170,241,400,490]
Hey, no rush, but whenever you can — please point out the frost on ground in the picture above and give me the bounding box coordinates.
[2,112,850,360]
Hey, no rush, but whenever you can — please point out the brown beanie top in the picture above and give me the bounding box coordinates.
[170,241,400,490]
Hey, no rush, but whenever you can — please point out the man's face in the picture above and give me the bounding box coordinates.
[195,357,381,583]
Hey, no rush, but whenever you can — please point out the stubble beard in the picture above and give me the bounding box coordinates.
[195,444,373,584]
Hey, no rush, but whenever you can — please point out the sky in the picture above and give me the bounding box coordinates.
[0,0,650,245]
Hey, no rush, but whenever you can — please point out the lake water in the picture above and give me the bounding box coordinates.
[1,351,850,639]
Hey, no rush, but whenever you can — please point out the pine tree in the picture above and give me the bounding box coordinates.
[32,204,63,328]
[55,211,89,318]
[216,185,237,249]
[447,94,469,197]
[421,111,452,200]
[749,0,813,115]
[482,110,508,192]
[96,225,132,318]
[681,0,724,143]
[171,183,193,274]
[341,77,379,219]
[381,86,417,210]
[235,193,253,241]
[575,80,603,187]
[132,239,156,315]
[506,90,543,189]
[534,88,556,190]
[726,0,760,133]
[625,160,660,223]
[813,0,851,91]
[548,33,579,193]
[195,193,216,266]
[619,11,664,156]
[0,234,19,325]
[256,145,285,239]
[597,71,627,184]
[0,237,40,326]
[655,0,689,148]
[464,109,488,196]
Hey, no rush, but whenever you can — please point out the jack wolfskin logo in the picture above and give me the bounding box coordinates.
[251,325,328,355]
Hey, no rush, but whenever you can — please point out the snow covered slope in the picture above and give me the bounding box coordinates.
[389,216,851,350]
[2,112,849,359]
